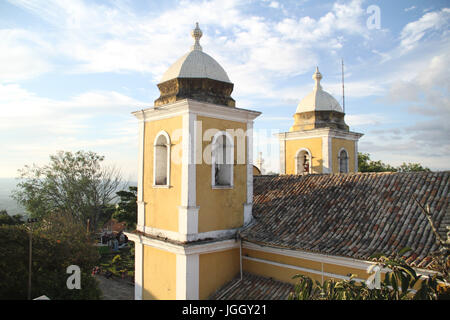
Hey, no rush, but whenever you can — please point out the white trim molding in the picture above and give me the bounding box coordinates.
[133,99,261,124]
[243,203,252,225]
[246,121,254,211]
[134,241,144,300]
[178,112,199,239]
[278,133,286,174]
[178,206,199,236]
[276,128,364,142]
[322,135,332,174]
[140,224,243,243]
[136,201,146,232]
[137,111,146,229]
[126,232,240,256]
[176,254,199,300]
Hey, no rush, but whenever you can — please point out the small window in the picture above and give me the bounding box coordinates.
[339,149,349,173]
[154,131,170,186]
[212,132,233,187]
[295,149,311,175]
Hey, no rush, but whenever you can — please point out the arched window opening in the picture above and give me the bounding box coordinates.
[212,132,233,187]
[154,132,170,186]
[296,149,311,175]
[339,149,349,173]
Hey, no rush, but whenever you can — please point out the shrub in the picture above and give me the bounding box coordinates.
[0,212,102,300]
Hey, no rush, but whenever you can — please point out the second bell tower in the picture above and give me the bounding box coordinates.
[278,67,363,175]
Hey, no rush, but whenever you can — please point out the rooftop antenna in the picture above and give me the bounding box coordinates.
[341,59,345,114]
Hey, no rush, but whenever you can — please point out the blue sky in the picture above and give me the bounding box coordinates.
[0,0,449,179]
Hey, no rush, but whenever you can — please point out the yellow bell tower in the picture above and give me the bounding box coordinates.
[127,23,260,300]
[278,67,363,175]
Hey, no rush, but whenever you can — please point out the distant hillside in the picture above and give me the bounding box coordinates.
[0,178,25,215]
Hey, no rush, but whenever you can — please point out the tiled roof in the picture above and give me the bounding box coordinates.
[209,272,294,300]
[241,172,449,269]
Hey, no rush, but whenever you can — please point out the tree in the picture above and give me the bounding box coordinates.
[13,150,124,231]
[0,211,102,299]
[112,186,137,229]
[358,153,397,172]
[397,162,431,172]
[358,153,430,173]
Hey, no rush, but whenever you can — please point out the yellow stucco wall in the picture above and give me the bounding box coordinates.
[199,248,240,299]
[143,116,182,232]
[242,248,370,285]
[142,245,177,300]
[196,116,247,233]
[285,138,323,174]
[332,138,356,173]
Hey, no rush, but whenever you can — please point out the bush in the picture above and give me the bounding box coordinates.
[288,248,445,300]
[0,212,102,300]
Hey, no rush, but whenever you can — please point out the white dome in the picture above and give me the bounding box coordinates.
[296,67,343,113]
[160,50,231,83]
[160,23,231,84]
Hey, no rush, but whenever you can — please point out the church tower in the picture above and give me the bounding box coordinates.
[127,23,260,300]
[278,67,363,174]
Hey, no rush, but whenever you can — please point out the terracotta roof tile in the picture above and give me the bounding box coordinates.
[209,272,294,300]
[241,172,449,270]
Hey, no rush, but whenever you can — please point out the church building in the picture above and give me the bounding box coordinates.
[126,24,449,300]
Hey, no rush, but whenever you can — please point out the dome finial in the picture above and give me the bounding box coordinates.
[313,66,322,90]
[191,22,203,51]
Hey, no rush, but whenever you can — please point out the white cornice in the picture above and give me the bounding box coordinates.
[125,231,239,255]
[277,128,363,141]
[132,99,261,123]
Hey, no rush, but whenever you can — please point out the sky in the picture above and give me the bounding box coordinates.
[0,0,449,179]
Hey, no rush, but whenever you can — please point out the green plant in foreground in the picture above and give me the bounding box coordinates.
[289,247,445,300]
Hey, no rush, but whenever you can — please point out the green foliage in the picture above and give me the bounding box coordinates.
[12,150,124,231]
[358,153,398,172]
[397,162,431,172]
[111,186,137,229]
[99,243,134,280]
[0,209,24,225]
[358,153,431,173]
[0,212,102,300]
[289,248,445,300]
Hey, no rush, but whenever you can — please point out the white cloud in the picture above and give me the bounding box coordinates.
[404,6,416,12]
[361,52,450,171]
[399,8,450,53]
[0,29,52,82]
[269,2,280,9]
[346,114,386,126]
[3,0,449,175]
[5,0,374,98]
[0,83,146,177]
